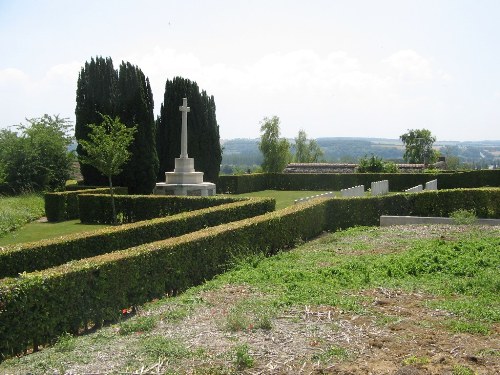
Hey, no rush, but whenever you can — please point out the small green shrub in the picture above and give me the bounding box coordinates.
[119,316,157,335]
[53,333,76,353]
[234,344,254,369]
[402,355,430,366]
[312,345,348,362]
[140,336,190,360]
[452,364,476,375]
[450,209,477,225]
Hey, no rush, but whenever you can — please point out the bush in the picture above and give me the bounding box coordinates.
[0,198,275,279]
[78,195,248,224]
[44,187,128,222]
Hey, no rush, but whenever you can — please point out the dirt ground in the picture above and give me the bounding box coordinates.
[150,285,498,375]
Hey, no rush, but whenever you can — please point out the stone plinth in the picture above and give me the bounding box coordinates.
[154,182,216,196]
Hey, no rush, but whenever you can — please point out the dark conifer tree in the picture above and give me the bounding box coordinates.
[114,62,158,194]
[156,77,222,183]
[75,56,118,185]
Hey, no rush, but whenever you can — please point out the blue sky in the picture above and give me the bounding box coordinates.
[1,0,499,140]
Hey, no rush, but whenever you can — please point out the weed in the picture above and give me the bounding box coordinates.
[402,355,430,366]
[140,336,190,360]
[234,344,254,370]
[312,345,349,362]
[161,306,191,323]
[477,348,500,357]
[452,364,476,375]
[53,332,76,353]
[225,309,251,332]
[450,209,477,225]
[445,319,490,335]
[119,316,157,335]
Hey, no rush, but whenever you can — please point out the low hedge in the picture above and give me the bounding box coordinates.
[0,198,275,279]
[44,187,128,222]
[1,187,498,358]
[217,170,500,194]
[79,195,247,224]
[325,188,500,231]
[0,199,325,358]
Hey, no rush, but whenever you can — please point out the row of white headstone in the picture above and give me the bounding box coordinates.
[294,179,438,204]
[371,180,389,196]
[341,185,365,197]
[294,191,335,204]
[404,179,438,193]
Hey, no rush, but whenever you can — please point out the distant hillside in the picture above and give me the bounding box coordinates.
[221,137,500,169]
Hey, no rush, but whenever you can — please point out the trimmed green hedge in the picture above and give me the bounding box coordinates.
[44,187,128,222]
[0,199,324,358]
[325,188,500,231]
[0,198,275,279]
[217,170,500,194]
[79,195,247,224]
[1,187,498,358]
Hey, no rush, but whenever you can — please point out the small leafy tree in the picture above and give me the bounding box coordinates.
[78,115,136,224]
[357,154,399,173]
[400,129,438,164]
[258,116,291,173]
[293,129,324,163]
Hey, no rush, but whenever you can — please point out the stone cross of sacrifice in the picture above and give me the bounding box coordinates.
[179,97,190,159]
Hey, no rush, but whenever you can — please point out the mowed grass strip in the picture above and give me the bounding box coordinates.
[0,194,45,239]
[233,190,334,210]
[0,219,108,246]
[0,225,498,373]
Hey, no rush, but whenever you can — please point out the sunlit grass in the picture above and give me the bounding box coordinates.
[232,190,335,210]
[0,219,108,246]
[0,194,44,238]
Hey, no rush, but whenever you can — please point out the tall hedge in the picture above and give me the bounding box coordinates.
[75,57,158,193]
[217,170,500,194]
[75,56,117,186]
[113,62,158,194]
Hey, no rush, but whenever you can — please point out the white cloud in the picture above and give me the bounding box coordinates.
[382,49,433,83]
[0,62,81,128]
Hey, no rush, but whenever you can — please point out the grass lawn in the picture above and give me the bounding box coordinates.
[232,190,335,210]
[0,194,45,238]
[0,220,108,246]
[1,224,497,374]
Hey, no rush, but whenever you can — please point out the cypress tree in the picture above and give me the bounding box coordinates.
[156,77,222,183]
[115,62,158,194]
[75,56,118,185]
